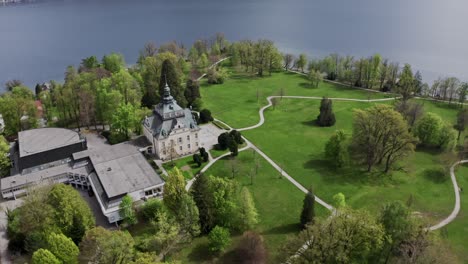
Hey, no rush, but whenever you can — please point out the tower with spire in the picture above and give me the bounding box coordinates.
[142,82,200,160]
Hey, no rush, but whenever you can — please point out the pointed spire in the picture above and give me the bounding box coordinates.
[162,75,174,104]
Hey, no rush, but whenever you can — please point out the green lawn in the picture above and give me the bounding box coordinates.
[445,164,468,263]
[201,69,391,128]
[197,67,467,261]
[163,155,207,179]
[243,99,457,224]
[170,150,330,263]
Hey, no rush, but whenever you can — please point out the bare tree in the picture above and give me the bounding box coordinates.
[283,53,294,70]
[226,158,239,179]
[5,79,23,91]
[235,231,267,264]
[271,97,279,110]
[140,42,158,58]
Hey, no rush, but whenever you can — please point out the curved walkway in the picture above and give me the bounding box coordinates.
[234,93,464,230]
[429,160,467,230]
[238,95,398,131]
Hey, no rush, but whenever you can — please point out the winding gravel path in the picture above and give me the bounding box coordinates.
[429,160,467,230]
[235,94,464,230]
[238,95,398,131]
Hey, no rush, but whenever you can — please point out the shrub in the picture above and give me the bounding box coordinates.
[317,97,336,127]
[200,109,214,124]
[208,226,231,253]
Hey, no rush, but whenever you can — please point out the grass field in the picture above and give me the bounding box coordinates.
[242,99,458,223]
[197,66,468,261]
[201,69,392,128]
[170,151,330,263]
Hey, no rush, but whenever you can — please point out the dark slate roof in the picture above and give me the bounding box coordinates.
[18,128,83,157]
[143,83,199,139]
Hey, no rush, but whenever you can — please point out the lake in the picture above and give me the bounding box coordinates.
[0,0,467,88]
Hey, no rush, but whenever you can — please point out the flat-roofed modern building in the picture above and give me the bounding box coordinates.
[1,128,165,223]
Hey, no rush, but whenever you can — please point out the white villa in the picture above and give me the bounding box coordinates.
[143,82,201,160]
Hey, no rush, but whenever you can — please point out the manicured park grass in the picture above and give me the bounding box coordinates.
[197,67,467,261]
[163,155,207,179]
[170,150,330,263]
[201,69,391,128]
[243,99,456,224]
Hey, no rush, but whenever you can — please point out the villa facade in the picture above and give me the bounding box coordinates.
[143,82,201,160]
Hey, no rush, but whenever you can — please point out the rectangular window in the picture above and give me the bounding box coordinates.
[187,135,190,140]
[178,137,182,143]
[196,142,199,146]
[179,146,183,151]
[188,144,191,149]
[195,133,198,139]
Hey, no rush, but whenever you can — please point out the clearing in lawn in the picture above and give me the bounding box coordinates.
[169,150,330,263]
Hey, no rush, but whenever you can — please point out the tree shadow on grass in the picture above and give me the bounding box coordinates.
[299,82,314,89]
[303,158,391,186]
[423,168,448,184]
[217,249,242,264]
[187,241,214,263]
[301,119,319,127]
[263,223,301,235]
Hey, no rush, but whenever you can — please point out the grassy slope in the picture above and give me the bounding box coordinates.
[201,70,391,128]
[171,151,329,263]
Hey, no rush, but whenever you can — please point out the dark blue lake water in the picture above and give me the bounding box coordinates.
[0,0,467,88]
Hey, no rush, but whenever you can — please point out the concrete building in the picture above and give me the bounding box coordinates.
[1,128,165,223]
[143,82,201,160]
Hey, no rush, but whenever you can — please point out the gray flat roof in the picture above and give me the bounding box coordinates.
[18,128,83,157]
[1,162,89,189]
[89,142,163,199]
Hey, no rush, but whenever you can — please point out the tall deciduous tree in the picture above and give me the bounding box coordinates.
[317,97,336,127]
[414,112,457,150]
[102,53,125,73]
[46,184,95,244]
[79,227,135,264]
[120,194,137,226]
[32,249,61,264]
[296,54,307,73]
[324,130,348,168]
[396,64,415,102]
[208,226,231,253]
[237,187,258,231]
[454,108,468,140]
[112,103,139,139]
[308,70,322,88]
[0,136,10,177]
[45,233,79,264]
[163,167,186,213]
[300,187,315,229]
[352,105,416,172]
[281,209,385,264]
[235,231,267,264]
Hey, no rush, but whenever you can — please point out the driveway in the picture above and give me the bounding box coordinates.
[198,123,225,150]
